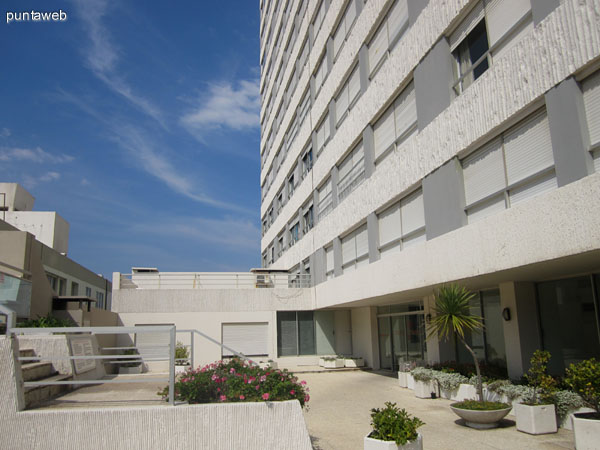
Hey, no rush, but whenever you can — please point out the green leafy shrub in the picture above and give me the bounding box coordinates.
[453,399,510,411]
[565,358,600,412]
[175,341,189,364]
[369,402,424,445]
[553,390,585,422]
[158,357,309,408]
[17,314,75,328]
[410,367,436,382]
[525,350,557,405]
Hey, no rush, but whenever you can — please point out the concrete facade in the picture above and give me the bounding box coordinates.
[257,0,600,376]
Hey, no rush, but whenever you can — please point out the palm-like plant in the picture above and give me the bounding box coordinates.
[427,284,485,402]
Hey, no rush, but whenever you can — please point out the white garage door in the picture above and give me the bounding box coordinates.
[222,323,269,357]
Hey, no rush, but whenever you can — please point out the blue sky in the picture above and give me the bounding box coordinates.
[0,0,262,277]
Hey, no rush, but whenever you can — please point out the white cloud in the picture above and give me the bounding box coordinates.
[81,178,91,186]
[23,171,61,189]
[111,125,252,214]
[1,128,10,138]
[134,216,260,251]
[0,146,74,163]
[70,0,164,126]
[181,79,260,135]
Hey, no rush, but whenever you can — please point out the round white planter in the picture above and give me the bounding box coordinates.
[364,432,423,450]
[572,412,600,450]
[450,404,512,429]
[514,403,557,435]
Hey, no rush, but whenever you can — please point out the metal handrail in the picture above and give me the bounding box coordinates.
[9,325,177,405]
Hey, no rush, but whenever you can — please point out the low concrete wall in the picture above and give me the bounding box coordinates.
[1,336,312,450]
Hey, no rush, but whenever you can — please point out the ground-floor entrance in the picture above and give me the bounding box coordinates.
[377,302,427,371]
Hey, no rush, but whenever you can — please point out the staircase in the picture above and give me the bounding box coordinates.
[20,348,73,408]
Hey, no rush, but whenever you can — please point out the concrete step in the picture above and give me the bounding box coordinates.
[21,362,55,382]
[24,374,73,408]
[19,348,37,360]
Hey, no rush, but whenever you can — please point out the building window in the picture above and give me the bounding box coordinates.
[368,0,409,76]
[288,173,295,199]
[315,113,331,155]
[317,177,333,220]
[582,70,600,172]
[450,0,533,96]
[96,291,104,309]
[462,108,556,223]
[298,88,311,128]
[276,190,284,215]
[277,234,285,257]
[302,147,313,178]
[269,246,275,265]
[377,188,425,257]
[335,64,361,126]
[312,0,328,41]
[289,221,300,246]
[337,141,365,201]
[325,245,334,279]
[373,81,417,163]
[85,286,92,297]
[333,0,358,58]
[314,51,329,95]
[71,282,79,296]
[285,114,299,154]
[277,311,316,356]
[303,204,314,233]
[537,274,600,375]
[341,223,368,273]
[298,38,310,79]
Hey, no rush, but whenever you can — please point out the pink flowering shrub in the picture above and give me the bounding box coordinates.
[158,357,309,408]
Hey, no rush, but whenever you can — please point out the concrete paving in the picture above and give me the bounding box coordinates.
[301,370,574,450]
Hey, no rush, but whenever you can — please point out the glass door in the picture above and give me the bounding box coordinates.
[378,317,393,369]
[378,311,427,371]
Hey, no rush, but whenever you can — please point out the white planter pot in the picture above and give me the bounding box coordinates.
[406,374,415,390]
[175,365,190,374]
[440,387,458,400]
[559,407,595,430]
[398,372,408,388]
[451,384,477,402]
[450,404,512,429]
[321,359,344,369]
[572,412,600,450]
[413,380,437,399]
[515,403,557,435]
[345,358,364,368]
[364,432,423,450]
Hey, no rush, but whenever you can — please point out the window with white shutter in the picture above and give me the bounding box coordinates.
[485,0,532,61]
[335,65,361,125]
[338,141,365,200]
[377,188,425,258]
[313,0,327,39]
[368,0,409,76]
[318,178,333,220]
[298,88,311,127]
[222,323,269,357]
[316,113,331,155]
[341,224,369,273]
[374,82,417,163]
[333,0,358,58]
[325,245,334,279]
[582,70,600,172]
[462,109,556,223]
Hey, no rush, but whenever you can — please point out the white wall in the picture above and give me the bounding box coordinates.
[350,306,379,369]
[5,211,69,254]
[0,183,34,212]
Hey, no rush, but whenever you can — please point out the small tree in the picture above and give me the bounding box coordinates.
[525,350,556,405]
[427,284,485,402]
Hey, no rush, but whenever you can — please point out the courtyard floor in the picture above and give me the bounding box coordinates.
[301,370,574,450]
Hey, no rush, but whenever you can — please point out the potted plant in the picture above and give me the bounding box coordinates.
[410,368,438,399]
[565,358,600,449]
[344,356,364,368]
[427,285,511,429]
[365,402,424,450]
[175,341,190,374]
[514,350,557,434]
[319,356,344,368]
[119,348,142,374]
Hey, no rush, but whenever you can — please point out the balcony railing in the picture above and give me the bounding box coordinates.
[119,272,311,290]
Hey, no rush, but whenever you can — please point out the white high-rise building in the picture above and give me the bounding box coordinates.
[259,0,600,377]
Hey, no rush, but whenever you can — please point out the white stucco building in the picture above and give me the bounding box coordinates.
[257,0,600,378]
